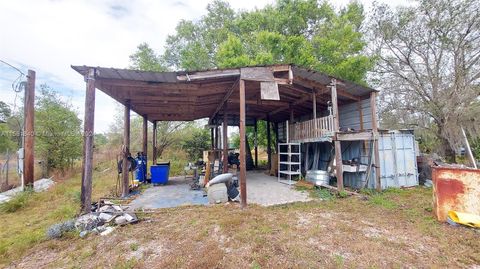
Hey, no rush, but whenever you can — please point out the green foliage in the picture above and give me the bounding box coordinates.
[35,85,82,173]
[315,188,335,200]
[94,133,108,148]
[0,191,33,213]
[181,127,210,161]
[159,0,373,84]
[129,43,168,71]
[0,101,15,153]
[0,101,11,121]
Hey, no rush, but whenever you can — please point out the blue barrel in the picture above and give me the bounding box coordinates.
[135,155,147,182]
[151,162,170,184]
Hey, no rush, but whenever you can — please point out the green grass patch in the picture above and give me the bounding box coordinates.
[0,190,34,213]
[368,194,398,209]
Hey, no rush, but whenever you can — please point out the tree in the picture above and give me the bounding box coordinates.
[370,0,480,161]
[128,44,188,158]
[0,101,11,122]
[181,126,210,161]
[0,101,15,153]
[129,43,169,72]
[161,0,373,84]
[35,85,82,173]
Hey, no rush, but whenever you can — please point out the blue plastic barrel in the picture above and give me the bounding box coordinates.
[151,162,170,184]
[135,156,147,182]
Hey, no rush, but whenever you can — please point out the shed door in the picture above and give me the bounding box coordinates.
[378,133,418,188]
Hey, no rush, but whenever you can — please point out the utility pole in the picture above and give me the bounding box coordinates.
[23,70,35,189]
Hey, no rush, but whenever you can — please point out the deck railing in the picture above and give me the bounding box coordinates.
[289,115,335,142]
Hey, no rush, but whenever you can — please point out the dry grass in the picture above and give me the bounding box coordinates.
[0,154,118,267]
[4,185,480,268]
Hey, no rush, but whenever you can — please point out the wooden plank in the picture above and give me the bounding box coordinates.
[142,115,148,155]
[209,79,240,125]
[223,110,229,173]
[122,100,131,197]
[240,67,274,81]
[331,79,344,191]
[24,70,35,188]
[81,68,95,213]
[371,92,381,191]
[239,79,247,208]
[152,121,157,164]
[267,116,271,170]
[358,101,364,131]
[254,119,258,167]
[337,131,373,141]
[268,95,310,117]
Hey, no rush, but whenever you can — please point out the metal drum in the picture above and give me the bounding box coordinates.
[306,170,330,186]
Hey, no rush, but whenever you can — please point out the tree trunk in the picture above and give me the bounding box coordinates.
[440,136,456,163]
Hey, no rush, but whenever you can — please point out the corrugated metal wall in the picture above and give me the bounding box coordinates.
[302,131,418,189]
[338,98,372,130]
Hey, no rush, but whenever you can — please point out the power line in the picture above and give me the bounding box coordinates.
[0,59,25,76]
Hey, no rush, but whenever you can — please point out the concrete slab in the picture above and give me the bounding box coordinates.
[246,171,312,206]
[129,171,312,209]
[128,177,208,210]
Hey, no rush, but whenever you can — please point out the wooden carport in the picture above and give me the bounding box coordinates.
[72,64,377,213]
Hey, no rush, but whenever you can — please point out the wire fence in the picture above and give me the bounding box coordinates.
[0,151,20,191]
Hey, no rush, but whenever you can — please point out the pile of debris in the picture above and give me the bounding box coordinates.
[46,200,138,239]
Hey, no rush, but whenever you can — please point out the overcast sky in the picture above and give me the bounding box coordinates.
[0,0,409,133]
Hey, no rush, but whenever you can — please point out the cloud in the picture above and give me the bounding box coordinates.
[0,0,405,132]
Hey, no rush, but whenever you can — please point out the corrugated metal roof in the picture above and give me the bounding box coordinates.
[291,66,376,97]
[71,64,376,122]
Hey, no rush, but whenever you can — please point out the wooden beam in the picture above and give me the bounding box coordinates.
[254,119,258,168]
[337,131,373,141]
[24,70,35,189]
[295,77,361,101]
[81,69,95,213]
[210,128,214,150]
[142,115,148,156]
[239,79,247,208]
[223,110,228,173]
[122,100,131,197]
[371,92,381,191]
[331,79,344,191]
[209,78,240,125]
[268,95,310,117]
[214,124,219,150]
[358,101,364,131]
[152,121,157,165]
[267,116,271,170]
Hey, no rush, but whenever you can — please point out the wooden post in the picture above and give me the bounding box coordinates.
[142,116,148,156]
[23,70,35,189]
[254,118,258,168]
[122,101,131,197]
[331,79,344,191]
[210,127,214,150]
[214,124,219,150]
[239,79,247,208]
[223,112,229,173]
[312,91,317,119]
[274,122,279,153]
[358,101,364,131]
[81,68,95,213]
[266,116,271,170]
[152,121,157,165]
[371,92,381,191]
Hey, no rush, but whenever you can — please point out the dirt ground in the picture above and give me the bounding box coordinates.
[6,187,480,268]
